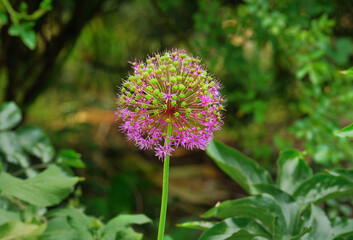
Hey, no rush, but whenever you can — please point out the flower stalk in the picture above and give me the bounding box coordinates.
[157,123,172,240]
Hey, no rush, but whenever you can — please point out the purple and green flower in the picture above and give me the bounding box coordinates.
[116,49,225,239]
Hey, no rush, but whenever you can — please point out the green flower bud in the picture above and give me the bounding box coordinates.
[179,84,186,91]
[170,66,176,73]
[150,78,158,85]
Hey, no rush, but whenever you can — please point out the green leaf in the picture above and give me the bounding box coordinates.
[21,29,37,50]
[115,227,143,240]
[19,2,28,13]
[0,131,33,175]
[330,38,353,65]
[0,102,22,130]
[0,221,46,240]
[45,208,95,240]
[339,67,353,76]
[99,214,151,240]
[326,169,353,182]
[40,0,53,11]
[178,221,217,230]
[299,204,333,240]
[206,140,273,195]
[164,235,174,240]
[293,172,353,206]
[0,11,8,25]
[296,64,310,79]
[276,150,312,195]
[199,218,271,240]
[335,123,353,138]
[202,194,287,239]
[16,126,55,163]
[0,165,80,206]
[39,217,77,240]
[331,217,353,238]
[56,149,85,168]
[0,209,20,226]
[8,22,37,50]
[253,184,299,234]
[0,131,25,164]
[8,24,22,36]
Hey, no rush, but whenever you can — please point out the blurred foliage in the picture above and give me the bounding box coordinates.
[192,0,353,165]
[0,0,52,49]
[181,141,353,239]
[0,102,150,239]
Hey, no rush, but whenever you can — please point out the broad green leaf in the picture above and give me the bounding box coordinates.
[99,214,151,240]
[299,204,333,240]
[39,217,77,240]
[0,165,80,206]
[115,227,143,240]
[0,131,34,176]
[202,194,287,239]
[0,220,46,240]
[17,126,55,163]
[293,173,353,206]
[335,123,353,138]
[199,218,271,240]
[326,169,353,182]
[0,131,25,164]
[45,208,95,240]
[276,149,312,195]
[0,102,21,130]
[178,221,217,230]
[206,140,273,195]
[56,149,85,168]
[253,184,299,234]
[331,217,353,239]
[0,209,20,226]
[164,236,174,240]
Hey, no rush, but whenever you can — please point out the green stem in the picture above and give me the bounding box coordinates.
[1,0,49,24]
[1,0,19,23]
[157,123,172,240]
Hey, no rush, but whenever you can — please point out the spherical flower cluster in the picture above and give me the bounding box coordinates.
[116,49,225,159]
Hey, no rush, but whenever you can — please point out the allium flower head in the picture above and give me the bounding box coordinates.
[116,49,225,159]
